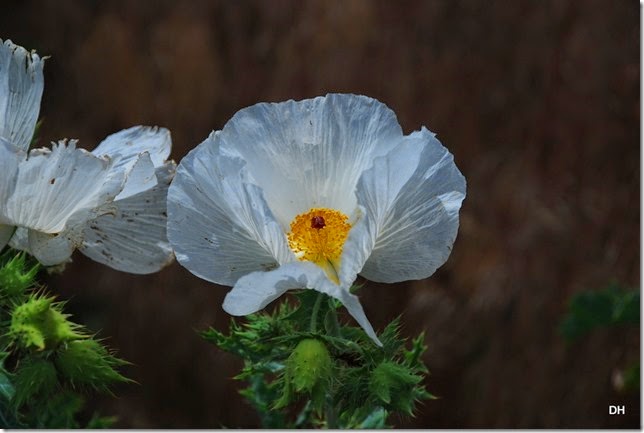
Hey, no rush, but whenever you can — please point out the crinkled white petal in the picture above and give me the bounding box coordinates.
[0,40,44,151]
[3,141,123,233]
[0,137,23,225]
[93,126,172,201]
[217,94,403,227]
[113,151,157,201]
[168,132,294,286]
[28,228,79,266]
[349,127,466,283]
[223,261,381,345]
[80,161,175,274]
[92,125,171,170]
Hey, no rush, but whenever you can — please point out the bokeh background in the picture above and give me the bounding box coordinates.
[1,0,640,428]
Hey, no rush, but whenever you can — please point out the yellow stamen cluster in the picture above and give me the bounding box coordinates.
[287,207,351,283]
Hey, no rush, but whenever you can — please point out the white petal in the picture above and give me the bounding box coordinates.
[168,132,293,286]
[28,228,79,266]
[354,127,466,283]
[114,151,157,200]
[0,224,15,250]
[223,261,381,345]
[217,94,403,227]
[0,40,44,151]
[7,226,29,252]
[92,126,171,169]
[0,137,23,224]
[3,141,122,233]
[79,161,175,274]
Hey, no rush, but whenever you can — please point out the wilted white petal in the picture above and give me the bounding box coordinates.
[3,141,122,233]
[80,161,175,274]
[356,127,466,282]
[223,261,381,345]
[113,151,157,200]
[0,40,44,151]
[92,125,171,170]
[168,132,294,286]
[217,94,403,226]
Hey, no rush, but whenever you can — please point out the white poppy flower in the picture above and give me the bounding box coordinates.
[168,94,466,345]
[8,126,176,273]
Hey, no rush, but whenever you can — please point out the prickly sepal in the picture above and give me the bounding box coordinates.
[9,296,83,350]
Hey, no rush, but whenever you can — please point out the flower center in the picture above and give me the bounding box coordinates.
[287,208,351,283]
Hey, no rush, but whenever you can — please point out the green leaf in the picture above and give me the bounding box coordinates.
[0,370,14,402]
[12,358,57,408]
[358,407,389,428]
[560,285,640,340]
[86,413,117,428]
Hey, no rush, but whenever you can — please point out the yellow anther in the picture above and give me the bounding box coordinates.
[287,208,351,283]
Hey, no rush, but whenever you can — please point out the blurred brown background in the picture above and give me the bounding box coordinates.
[2,0,640,428]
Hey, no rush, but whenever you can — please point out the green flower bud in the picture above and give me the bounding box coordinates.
[0,252,38,298]
[9,296,82,350]
[55,340,129,390]
[287,338,332,393]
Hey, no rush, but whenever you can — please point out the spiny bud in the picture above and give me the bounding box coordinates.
[9,296,82,350]
[0,252,38,298]
[286,338,332,393]
[55,339,129,390]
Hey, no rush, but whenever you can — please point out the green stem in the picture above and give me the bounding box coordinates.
[325,395,338,429]
[310,292,324,333]
[325,298,341,337]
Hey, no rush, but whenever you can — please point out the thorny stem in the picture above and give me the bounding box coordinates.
[309,292,324,333]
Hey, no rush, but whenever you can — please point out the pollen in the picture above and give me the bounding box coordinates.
[287,208,351,283]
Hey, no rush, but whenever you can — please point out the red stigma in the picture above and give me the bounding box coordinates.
[311,216,326,229]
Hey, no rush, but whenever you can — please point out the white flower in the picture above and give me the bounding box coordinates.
[7,127,176,273]
[168,94,466,345]
[0,40,175,273]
